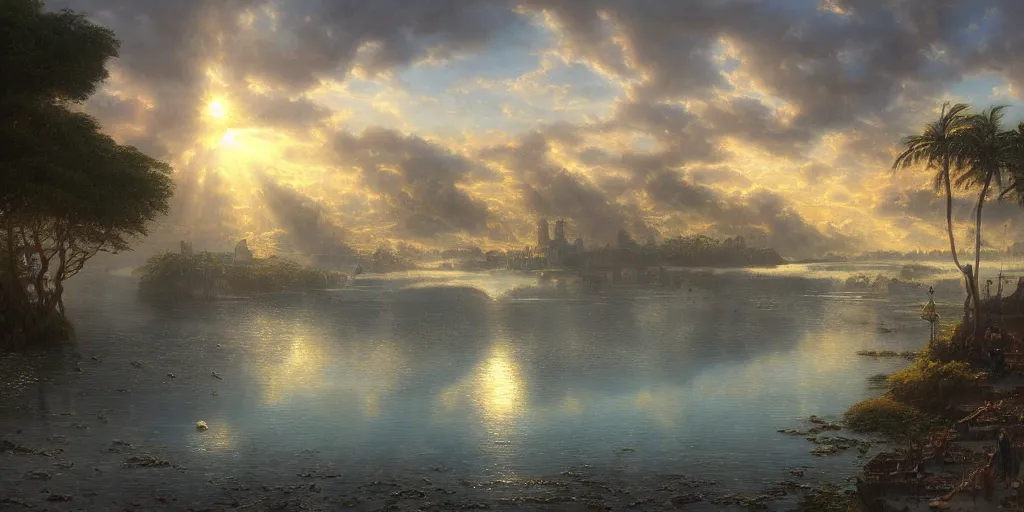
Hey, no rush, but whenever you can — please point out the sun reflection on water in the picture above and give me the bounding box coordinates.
[438,340,526,431]
[476,346,524,424]
[249,316,408,417]
[260,334,328,406]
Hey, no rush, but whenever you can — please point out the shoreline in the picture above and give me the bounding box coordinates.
[844,314,1024,510]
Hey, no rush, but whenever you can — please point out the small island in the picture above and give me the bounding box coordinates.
[136,240,346,301]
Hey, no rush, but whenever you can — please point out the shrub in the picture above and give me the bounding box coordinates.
[923,336,966,364]
[888,358,983,410]
[843,397,931,440]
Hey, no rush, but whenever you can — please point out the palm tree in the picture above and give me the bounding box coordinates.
[954,105,1011,341]
[998,122,1024,206]
[893,103,974,322]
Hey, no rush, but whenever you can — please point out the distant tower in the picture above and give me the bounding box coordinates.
[537,218,550,248]
[554,220,566,242]
[234,239,253,262]
[617,228,634,250]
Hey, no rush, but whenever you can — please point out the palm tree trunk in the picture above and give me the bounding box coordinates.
[944,158,966,273]
[973,173,994,344]
[942,160,977,333]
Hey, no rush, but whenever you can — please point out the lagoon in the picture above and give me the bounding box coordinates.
[0,262,979,509]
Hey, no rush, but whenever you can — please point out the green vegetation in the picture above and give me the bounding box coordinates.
[843,397,933,441]
[887,358,984,410]
[0,1,173,349]
[921,323,972,363]
[137,252,346,300]
[845,322,983,448]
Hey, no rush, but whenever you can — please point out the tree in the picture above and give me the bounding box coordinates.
[0,0,173,348]
[892,103,976,332]
[954,106,1011,341]
[998,122,1024,206]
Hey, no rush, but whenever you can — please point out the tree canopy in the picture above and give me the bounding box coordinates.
[0,0,173,348]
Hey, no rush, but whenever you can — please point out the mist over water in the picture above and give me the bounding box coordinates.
[0,262,969,502]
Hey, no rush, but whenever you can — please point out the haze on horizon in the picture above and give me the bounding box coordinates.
[47,0,1024,260]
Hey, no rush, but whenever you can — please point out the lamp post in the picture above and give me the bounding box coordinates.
[921,286,940,342]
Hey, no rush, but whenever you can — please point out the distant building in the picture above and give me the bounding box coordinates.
[179,240,194,256]
[554,220,566,242]
[537,218,550,248]
[534,218,581,268]
[617,229,636,250]
[234,239,253,262]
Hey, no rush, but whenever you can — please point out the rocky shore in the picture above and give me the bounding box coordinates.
[842,308,1024,511]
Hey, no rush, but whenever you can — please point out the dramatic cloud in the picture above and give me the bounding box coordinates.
[259,177,354,256]
[334,128,495,240]
[44,0,1024,257]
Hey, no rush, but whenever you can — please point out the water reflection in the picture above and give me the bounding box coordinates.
[258,335,327,405]
[9,263,963,491]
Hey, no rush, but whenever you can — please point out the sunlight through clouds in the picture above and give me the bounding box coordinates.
[49,0,1024,257]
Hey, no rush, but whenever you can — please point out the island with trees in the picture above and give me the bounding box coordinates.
[135,240,347,302]
[391,228,786,275]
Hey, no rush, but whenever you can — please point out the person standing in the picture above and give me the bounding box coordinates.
[999,430,1015,488]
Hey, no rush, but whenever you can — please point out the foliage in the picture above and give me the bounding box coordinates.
[0,0,173,349]
[369,246,416,273]
[137,252,346,300]
[0,0,118,106]
[843,397,933,440]
[888,358,984,410]
[922,326,971,363]
[892,102,974,330]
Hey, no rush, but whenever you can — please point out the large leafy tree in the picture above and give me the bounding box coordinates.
[0,0,173,348]
[893,103,975,327]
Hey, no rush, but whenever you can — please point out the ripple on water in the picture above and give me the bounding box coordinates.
[0,262,959,507]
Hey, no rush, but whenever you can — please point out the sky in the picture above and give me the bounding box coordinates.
[45,0,1024,259]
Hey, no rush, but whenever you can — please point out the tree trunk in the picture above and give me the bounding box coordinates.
[973,173,993,344]
[942,158,976,344]
[944,157,966,273]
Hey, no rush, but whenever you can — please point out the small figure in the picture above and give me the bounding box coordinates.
[1000,430,1015,488]
[984,450,997,501]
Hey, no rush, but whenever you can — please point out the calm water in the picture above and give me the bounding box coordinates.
[1,262,970,503]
